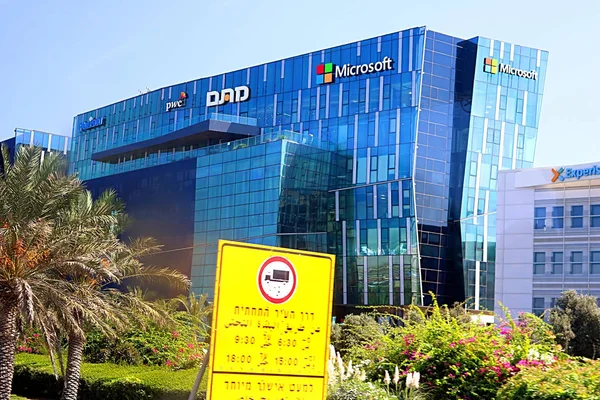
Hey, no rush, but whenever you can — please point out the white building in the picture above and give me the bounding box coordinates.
[495,162,600,317]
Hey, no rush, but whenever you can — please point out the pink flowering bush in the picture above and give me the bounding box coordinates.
[84,313,208,370]
[16,331,46,355]
[342,298,561,400]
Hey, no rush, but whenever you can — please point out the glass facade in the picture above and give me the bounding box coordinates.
[449,36,548,310]
[70,26,548,310]
[1,128,70,172]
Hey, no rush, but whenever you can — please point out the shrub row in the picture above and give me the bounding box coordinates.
[12,353,206,400]
[83,313,207,370]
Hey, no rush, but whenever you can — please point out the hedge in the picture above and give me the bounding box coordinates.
[12,353,207,400]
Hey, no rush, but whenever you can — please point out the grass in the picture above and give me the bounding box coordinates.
[13,353,207,400]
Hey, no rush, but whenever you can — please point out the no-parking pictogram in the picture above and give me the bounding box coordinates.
[257,256,297,304]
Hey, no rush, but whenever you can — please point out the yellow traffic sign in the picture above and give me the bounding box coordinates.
[206,240,335,399]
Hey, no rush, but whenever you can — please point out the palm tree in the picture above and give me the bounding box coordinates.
[0,145,85,400]
[54,236,189,400]
[26,180,189,400]
[168,293,213,341]
[0,144,189,400]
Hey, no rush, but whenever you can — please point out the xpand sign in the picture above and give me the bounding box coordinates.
[206,86,250,107]
[79,116,105,132]
[552,165,600,183]
[316,56,394,85]
[166,92,188,112]
[483,58,538,80]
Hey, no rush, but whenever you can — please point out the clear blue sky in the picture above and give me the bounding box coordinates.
[0,0,598,168]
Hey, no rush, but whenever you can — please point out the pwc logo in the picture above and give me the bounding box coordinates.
[206,86,250,107]
[551,168,565,183]
[166,92,188,112]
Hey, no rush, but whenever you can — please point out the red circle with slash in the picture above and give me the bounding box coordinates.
[257,256,298,304]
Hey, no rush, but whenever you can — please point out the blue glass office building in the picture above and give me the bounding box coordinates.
[70,26,548,310]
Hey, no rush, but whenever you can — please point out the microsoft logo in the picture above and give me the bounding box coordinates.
[483,57,499,74]
[483,57,538,80]
[316,57,394,85]
[316,63,334,85]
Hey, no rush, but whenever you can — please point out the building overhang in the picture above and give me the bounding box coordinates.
[91,118,260,164]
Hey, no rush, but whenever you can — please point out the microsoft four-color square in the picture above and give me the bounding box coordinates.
[483,58,499,74]
[316,63,334,84]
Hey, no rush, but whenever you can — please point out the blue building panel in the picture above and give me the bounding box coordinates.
[1,129,70,172]
[72,26,549,311]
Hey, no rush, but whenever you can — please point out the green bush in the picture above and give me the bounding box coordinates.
[331,314,387,355]
[84,313,207,369]
[13,364,61,399]
[12,353,206,400]
[497,359,600,399]
[327,379,393,400]
[343,300,561,400]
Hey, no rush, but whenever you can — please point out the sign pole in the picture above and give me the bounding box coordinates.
[188,346,210,400]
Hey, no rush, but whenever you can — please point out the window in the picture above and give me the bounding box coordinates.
[551,252,563,274]
[550,298,558,308]
[534,207,546,230]
[532,297,545,316]
[533,252,545,274]
[570,251,583,274]
[571,205,584,228]
[552,206,564,229]
[590,251,600,274]
[591,205,600,227]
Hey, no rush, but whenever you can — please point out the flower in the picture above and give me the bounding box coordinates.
[327,359,337,384]
[171,330,180,338]
[336,352,345,379]
[384,370,391,386]
[347,359,354,377]
[406,372,420,389]
[393,365,400,385]
[359,369,367,381]
[329,344,336,361]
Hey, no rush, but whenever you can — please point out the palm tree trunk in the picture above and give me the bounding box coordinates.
[61,334,85,400]
[0,302,18,400]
